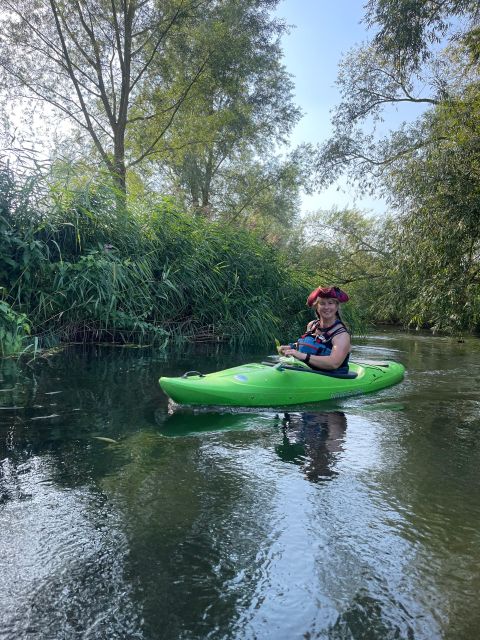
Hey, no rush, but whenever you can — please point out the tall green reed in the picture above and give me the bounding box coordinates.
[0,166,330,352]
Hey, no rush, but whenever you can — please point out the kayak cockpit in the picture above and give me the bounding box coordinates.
[261,361,358,379]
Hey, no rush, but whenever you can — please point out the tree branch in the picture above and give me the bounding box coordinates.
[48,0,113,171]
[128,55,210,167]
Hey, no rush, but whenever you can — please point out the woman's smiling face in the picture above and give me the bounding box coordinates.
[315,297,339,322]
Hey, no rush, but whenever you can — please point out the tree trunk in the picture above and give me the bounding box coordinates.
[200,150,214,217]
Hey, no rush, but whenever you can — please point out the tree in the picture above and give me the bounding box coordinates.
[0,0,211,199]
[364,0,480,72]
[382,88,480,332]
[212,153,303,235]
[296,208,391,284]
[146,0,301,219]
[312,43,459,193]
[311,0,480,192]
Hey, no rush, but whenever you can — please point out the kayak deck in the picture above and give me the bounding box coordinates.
[159,359,405,407]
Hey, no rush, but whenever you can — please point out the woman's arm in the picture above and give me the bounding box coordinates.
[283,332,351,370]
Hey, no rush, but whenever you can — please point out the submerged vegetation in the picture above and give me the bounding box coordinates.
[0,0,479,355]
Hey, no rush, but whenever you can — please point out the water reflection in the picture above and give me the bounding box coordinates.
[156,409,267,437]
[276,411,347,483]
[158,408,348,483]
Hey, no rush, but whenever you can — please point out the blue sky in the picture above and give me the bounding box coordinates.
[275,1,422,216]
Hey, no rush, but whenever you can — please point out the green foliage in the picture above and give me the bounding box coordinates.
[3,0,478,340]
[0,0,301,210]
[0,166,317,349]
[311,41,440,193]
[212,154,303,233]
[0,299,30,356]
[381,89,480,333]
[142,0,302,222]
[313,1,479,193]
[0,0,236,195]
[365,0,479,72]
[142,200,310,344]
[290,208,392,331]
[35,250,167,343]
[308,1,480,335]
[0,166,54,313]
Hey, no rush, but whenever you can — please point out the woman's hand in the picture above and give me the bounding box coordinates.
[282,347,304,360]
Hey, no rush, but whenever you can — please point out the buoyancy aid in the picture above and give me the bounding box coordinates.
[293,319,350,371]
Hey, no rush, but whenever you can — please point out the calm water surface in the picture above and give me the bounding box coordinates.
[1,330,480,639]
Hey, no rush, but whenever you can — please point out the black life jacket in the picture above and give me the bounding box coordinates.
[297,319,350,370]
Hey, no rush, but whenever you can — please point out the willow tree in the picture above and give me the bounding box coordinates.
[136,0,302,224]
[311,0,480,192]
[0,0,211,200]
[380,87,480,332]
[364,0,480,72]
[305,0,480,332]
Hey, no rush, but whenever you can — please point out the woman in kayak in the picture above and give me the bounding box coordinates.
[279,286,351,373]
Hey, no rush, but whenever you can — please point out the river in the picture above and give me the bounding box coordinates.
[1,330,480,639]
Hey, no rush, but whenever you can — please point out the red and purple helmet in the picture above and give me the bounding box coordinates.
[307,286,349,307]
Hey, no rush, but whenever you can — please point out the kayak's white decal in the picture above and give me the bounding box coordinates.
[234,374,248,382]
[330,389,366,399]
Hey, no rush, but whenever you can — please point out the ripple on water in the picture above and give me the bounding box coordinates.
[0,455,144,640]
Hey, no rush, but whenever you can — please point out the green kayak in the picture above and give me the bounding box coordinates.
[159,357,405,407]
